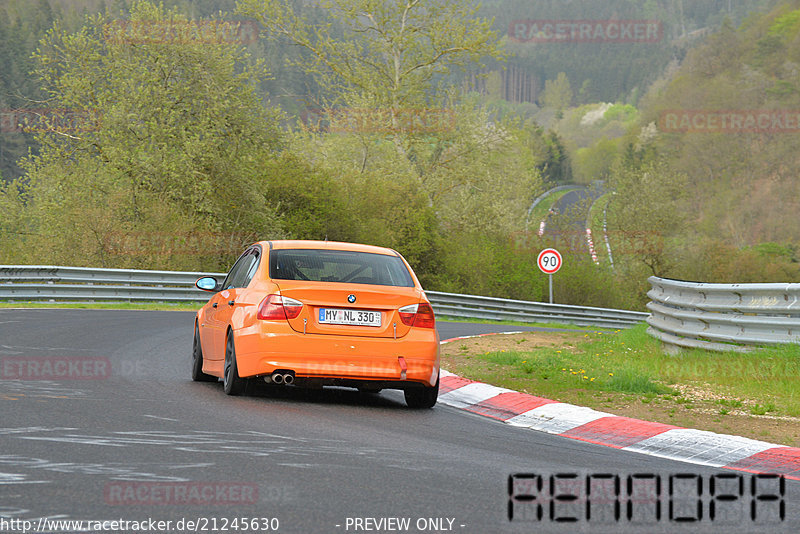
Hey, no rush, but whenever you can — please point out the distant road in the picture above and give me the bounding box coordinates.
[551,184,604,230]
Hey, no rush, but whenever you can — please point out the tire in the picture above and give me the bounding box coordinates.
[404,374,439,409]
[223,331,246,396]
[192,325,217,382]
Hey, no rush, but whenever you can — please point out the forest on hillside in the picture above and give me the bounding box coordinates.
[624,0,800,283]
[548,0,800,301]
[1,0,799,310]
[0,0,780,180]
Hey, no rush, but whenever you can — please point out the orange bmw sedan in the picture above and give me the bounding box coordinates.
[192,240,440,408]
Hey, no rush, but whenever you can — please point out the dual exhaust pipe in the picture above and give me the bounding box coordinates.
[265,370,295,385]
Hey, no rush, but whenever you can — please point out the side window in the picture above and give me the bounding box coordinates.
[222,250,250,290]
[223,247,261,289]
[241,248,261,287]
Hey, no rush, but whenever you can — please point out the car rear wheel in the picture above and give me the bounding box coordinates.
[404,374,439,409]
[223,332,246,396]
[192,325,217,382]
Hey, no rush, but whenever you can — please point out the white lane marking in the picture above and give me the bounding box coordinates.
[0,381,89,398]
[622,428,777,467]
[0,344,100,352]
[0,506,31,517]
[19,436,128,447]
[0,455,191,482]
[9,429,389,462]
[0,427,78,435]
[438,383,514,410]
[506,403,614,434]
[0,472,50,484]
[142,415,180,422]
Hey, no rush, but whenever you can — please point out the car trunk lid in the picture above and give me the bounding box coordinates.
[274,280,422,338]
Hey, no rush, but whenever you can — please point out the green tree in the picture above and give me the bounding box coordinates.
[540,72,572,111]
[239,0,543,284]
[237,0,503,116]
[11,1,287,269]
[533,130,572,185]
[631,1,800,285]
[236,0,506,187]
[573,137,620,183]
[0,0,56,180]
[607,156,689,277]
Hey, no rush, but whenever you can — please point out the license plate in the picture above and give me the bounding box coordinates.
[318,308,381,327]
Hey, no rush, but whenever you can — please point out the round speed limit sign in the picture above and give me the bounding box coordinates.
[537,248,562,274]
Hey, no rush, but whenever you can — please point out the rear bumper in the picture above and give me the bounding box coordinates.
[233,322,440,387]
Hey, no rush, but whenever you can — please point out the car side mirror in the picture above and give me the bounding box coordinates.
[195,276,219,292]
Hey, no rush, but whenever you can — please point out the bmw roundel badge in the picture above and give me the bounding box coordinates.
[347,294,356,303]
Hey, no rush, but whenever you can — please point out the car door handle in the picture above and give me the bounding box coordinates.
[228,300,235,306]
[212,303,218,308]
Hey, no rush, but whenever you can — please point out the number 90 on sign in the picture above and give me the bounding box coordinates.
[538,248,562,274]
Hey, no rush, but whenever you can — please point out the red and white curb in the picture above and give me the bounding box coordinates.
[439,334,800,480]
[585,228,599,264]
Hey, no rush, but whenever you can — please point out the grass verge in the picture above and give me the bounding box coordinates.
[441,324,800,446]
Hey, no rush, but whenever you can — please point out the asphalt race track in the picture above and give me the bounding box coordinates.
[1,309,797,534]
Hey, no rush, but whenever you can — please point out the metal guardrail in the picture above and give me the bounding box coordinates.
[0,265,648,328]
[426,291,646,329]
[0,265,226,303]
[646,276,800,352]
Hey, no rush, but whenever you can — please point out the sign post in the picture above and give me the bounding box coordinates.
[537,248,562,304]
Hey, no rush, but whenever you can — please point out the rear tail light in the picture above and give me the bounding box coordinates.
[415,303,436,328]
[398,304,418,326]
[257,294,303,320]
[398,302,435,329]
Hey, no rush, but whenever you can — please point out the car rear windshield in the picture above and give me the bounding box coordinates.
[269,249,414,287]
